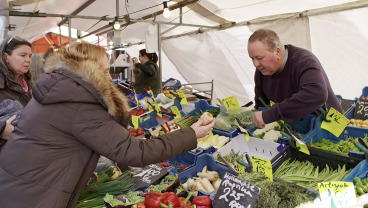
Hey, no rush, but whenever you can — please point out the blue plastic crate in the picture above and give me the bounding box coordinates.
[178,153,235,198]
[138,111,171,130]
[303,117,368,159]
[212,127,239,138]
[179,153,235,184]
[360,86,368,99]
[165,149,203,175]
[187,99,220,117]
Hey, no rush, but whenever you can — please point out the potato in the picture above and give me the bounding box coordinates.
[202,112,214,125]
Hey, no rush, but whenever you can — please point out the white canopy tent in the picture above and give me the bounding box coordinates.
[1,0,368,105]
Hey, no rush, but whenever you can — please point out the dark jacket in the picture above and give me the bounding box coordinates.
[0,65,32,138]
[254,44,343,124]
[0,51,197,208]
[134,60,160,95]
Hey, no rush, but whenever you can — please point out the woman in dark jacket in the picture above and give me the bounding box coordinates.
[132,49,161,94]
[0,36,33,140]
[0,42,215,208]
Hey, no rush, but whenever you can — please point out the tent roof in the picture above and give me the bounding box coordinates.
[3,0,365,44]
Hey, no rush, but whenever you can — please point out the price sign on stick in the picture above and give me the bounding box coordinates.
[213,172,260,208]
[321,107,349,137]
[132,115,139,129]
[170,106,182,119]
[223,96,241,111]
[176,90,188,104]
[251,156,273,182]
[154,102,162,118]
[132,164,169,191]
[354,99,368,120]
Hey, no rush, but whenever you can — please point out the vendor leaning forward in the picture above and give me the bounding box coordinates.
[248,29,343,128]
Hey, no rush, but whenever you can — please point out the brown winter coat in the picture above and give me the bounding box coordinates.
[0,50,197,208]
[0,65,32,136]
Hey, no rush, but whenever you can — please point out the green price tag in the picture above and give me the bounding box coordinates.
[321,107,349,137]
[132,115,139,129]
[154,102,162,118]
[270,100,275,106]
[251,156,273,182]
[235,161,246,175]
[318,182,355,207]
[222,96,241,111]
[176,90,188,104]
[170,106,181,119]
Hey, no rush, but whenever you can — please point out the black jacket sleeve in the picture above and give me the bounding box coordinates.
[135,63,156,77]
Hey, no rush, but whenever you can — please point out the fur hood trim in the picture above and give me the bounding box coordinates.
[43,50,131,126]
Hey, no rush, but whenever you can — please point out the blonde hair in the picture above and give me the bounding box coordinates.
[67,41,109,63]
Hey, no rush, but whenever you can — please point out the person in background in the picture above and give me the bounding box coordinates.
[248,29,343,128]
[0,36,33,140]
[131,49,160,95]
[0,41,215,207]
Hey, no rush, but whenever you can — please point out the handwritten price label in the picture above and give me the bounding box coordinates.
[222,96,241,112]
[176,90,188,104]
[147,102,153,111]
[295,137,310,155]
[149,90,155,99]
[154,102,162,118]
[251,156,273,182]
[354,99,368,120]
[321,107,349,137]
[170,106,181,119]
[132,115,139,129]
[318,182,356,208]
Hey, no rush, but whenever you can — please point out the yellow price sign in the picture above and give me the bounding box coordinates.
[176,90,188,105]
[132,115,139,129]
[318,182,356,207]
[270,100,275,106]
[295,137,310,155]
[149,90,155,99]
[251,156,273,182]
[222,96,241,111]
[170,106,182,119]
[147,102,153,111]
[154,102,162,118]
[321,107,349,137]
[235,161,246,175]
[133,90,139,106]
[245,133,250,142]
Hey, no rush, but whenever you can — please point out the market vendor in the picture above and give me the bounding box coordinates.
[0,42,215,207]
[131,49,160,95]
[247,29,343,128]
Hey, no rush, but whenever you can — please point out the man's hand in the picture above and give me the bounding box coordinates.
[252,111,265,128]
[1,115,16,140]
[191,115,216,139]
[86,172,99,186]
[132,57,138,64]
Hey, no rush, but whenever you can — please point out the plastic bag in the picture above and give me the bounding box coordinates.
[214,105,255,131]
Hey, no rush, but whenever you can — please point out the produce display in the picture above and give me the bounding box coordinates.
[214,108,255,131]
[309,137,368,154]
[76,166,135,207]
[181,166,222,196]
[195,109,221,118]
[273,158,351,190]
[238,172,314,208]
[131,107,148,116]
[128,127,144,137]
[354,176,368,196]
[348,119,368,128]
[197,132,229,149]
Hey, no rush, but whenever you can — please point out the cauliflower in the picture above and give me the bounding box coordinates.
[253,121,280,135]
[263,129,282,142]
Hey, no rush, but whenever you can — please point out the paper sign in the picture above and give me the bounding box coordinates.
[295,137,310,155]
[321,107,349,137]
[251,156,273,182]
[132,115,139,129]
[354,99,368,120]
[213,172,260,208]
[154,102,162,118]
[235,161,246,175]
[170,106,182,119]
[147,102,153,111]
[270,100,275,106]
[149,90,155,99]
[318,182,356,208]
[176,90,188,105]
[245,133,250,142]
[223,96,241,111]
[133,90,139,106]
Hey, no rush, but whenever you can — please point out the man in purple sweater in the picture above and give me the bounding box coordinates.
[248,29,343,128]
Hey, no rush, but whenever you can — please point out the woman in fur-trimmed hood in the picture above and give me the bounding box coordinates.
[0,42,215,208]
